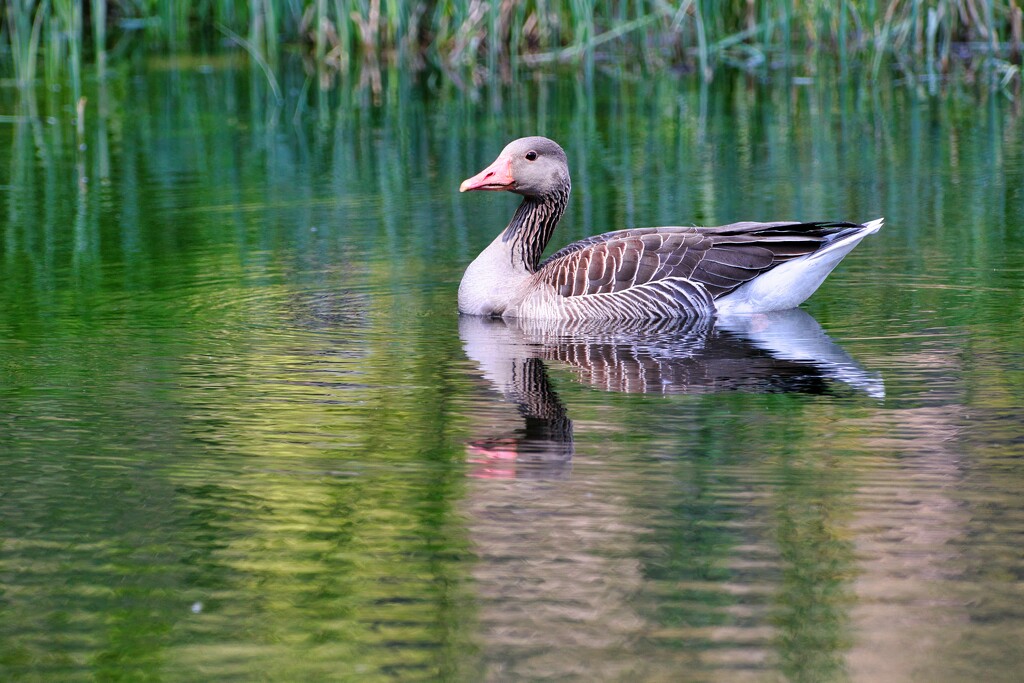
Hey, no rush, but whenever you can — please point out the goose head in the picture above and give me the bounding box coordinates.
[460,136,570,198]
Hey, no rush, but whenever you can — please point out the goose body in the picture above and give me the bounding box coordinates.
[459,137,882,321]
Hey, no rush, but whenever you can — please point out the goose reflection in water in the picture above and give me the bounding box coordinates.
[460,309,883,479]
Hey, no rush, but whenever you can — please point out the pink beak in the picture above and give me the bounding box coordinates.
[459,154,515,192]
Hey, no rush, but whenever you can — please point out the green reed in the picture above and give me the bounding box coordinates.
[1,0,1021,92]
[5,0,46,88]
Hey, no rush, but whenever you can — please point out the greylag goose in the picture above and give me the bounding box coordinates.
[459,136,882,320]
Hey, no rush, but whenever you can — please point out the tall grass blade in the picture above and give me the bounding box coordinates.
[92,0,105,79]
[927,6,939,94]
[1,0,1021,93]
[215,22,283,103]
[7,0,49,87]
[1013,2,1023,65]
[50,0,82,101]
[694,0,711,81]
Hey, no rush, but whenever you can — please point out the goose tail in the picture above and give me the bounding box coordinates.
[811,218,883,260]
[715,218,884,315]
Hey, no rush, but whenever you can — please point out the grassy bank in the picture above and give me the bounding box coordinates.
[2,1,1022,93]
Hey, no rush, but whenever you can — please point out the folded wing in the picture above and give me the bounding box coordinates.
[538,221,866,301]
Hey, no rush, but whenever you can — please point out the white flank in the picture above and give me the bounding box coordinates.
[715,218,884,315]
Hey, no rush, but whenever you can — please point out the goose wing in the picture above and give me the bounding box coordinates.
[537,221,865,300]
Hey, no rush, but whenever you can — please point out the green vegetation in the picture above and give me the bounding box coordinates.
[1,1,1022,94]
[1,31,1023,682]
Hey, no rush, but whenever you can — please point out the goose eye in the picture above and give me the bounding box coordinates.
[525,151,538,161]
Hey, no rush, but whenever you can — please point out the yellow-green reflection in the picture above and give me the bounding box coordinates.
[0,57,1022,681]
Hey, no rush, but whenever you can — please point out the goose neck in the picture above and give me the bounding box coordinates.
[501,186,569,273]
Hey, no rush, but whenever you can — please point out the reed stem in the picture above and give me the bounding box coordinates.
[0,0,1020,94]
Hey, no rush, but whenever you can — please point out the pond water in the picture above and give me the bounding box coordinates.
[1,58,1022,681]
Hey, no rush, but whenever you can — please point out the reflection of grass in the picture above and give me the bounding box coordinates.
[6,55,1017,339]
[1,45,1021,683]
[0,59,483,681]
[1,1,1021,90]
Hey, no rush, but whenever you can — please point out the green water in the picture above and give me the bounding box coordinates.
[1,59,1022,681]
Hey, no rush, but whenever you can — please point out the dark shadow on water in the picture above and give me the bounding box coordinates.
[460,309,884,479]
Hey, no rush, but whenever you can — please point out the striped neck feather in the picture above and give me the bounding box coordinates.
[501,185,569,273]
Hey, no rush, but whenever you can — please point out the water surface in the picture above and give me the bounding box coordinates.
[1,61,1022,681]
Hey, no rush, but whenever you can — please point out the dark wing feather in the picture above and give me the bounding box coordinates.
[538,221,863,300]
